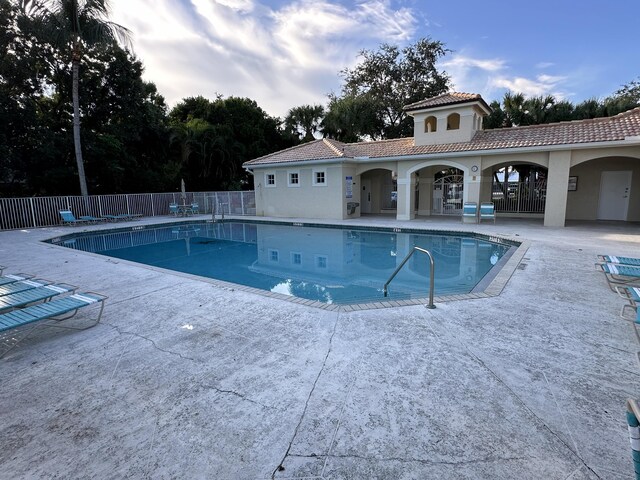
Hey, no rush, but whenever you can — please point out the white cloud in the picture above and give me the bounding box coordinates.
[439,53,507,98]
[441,55,505,72]
[438,52,571,102]
[490,74,568,98]
[110,0,418,117]
[536,61,555,69]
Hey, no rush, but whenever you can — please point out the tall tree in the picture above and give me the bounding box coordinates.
[339,38,450,139]
[168,96,295,191]
[19,0,130,197]
[322,93,384,142]
[284,104,324,143]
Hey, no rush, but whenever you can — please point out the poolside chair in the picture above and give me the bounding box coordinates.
[79,214,107,224]
[0,278,53,297]
[626,399,640,479]
[617,285,640,332]
[596,263,640,291]
[59,210,91,226]
[597,255,640,267]
[479,202,496,224]
[191,202,200,215]
[0,283,77,313]
[102,213,141,222]
[0,273,34,286]
[461,202,478,223]
[169,203,179,216]
[0,291,107,358]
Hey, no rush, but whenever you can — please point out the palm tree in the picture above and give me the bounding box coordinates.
[20,0,130,197]
[284,105,324,142]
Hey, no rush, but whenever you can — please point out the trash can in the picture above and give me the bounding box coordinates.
[346,202,360,215]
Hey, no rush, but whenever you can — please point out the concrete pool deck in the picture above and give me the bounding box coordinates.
[0,216,639,479]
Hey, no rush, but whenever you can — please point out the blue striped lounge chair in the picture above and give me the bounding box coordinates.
[102,213,143,222]
[462,202,478,223]
[0,278,53,297]
[59,210,90,225]
[0,291,107,358]
[169,203,179,216]
[191,203,199,214]
[479,202,496,224]
[79,215,107,223]
[596,263,640,291]
[617,286,640,342]
[0,283,77,313]
[598,255,640,267]
[626,399,640,479]
[0,273,34,286]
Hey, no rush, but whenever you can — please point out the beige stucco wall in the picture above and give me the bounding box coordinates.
[566,156,640,221]
[253,165,347,219]
[412,104,484,146]
[250,143,640,224]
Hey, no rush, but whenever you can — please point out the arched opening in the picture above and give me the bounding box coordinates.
[447,113,460,130]
[359,168,397,214]
[489,164,547,214]
[433,168,464,214]
[425,116,437,133]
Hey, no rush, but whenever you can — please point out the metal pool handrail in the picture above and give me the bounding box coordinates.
[383,246,436,309]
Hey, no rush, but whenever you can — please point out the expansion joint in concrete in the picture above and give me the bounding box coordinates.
[458,344,600,478]
[292,452,531,467]
[272,312,341,479]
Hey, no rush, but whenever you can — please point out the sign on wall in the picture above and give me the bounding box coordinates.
[345,176,353,198]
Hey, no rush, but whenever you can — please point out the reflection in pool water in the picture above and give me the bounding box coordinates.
[50,222,514,305]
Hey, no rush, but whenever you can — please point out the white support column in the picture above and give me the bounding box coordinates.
[417,177,432,216]
[463,170,481,205]
[396,174,417,220]
[544,151,571,227]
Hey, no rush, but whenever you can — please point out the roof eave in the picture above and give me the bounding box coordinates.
[244,157,357,170]
[357,138,640,162]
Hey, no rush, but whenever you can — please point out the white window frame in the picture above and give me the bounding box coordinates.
[315,255,328,269]
[312,168,327,187]
[290,252,302,266]
[268,249,279,263]
[288,170,300,187]
[265,171,276,188]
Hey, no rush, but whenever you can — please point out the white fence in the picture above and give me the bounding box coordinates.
[0,191,256,231]
[491,181,546,213]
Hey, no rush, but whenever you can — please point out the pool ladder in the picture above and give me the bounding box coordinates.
[211,202,225,223]
[383,246,436,309]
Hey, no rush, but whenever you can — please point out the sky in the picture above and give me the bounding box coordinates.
[110,0,640,118]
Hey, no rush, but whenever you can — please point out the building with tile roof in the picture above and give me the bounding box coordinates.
[244,93,640,226]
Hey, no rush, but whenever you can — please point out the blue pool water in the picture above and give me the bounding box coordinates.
[49,222,515,305]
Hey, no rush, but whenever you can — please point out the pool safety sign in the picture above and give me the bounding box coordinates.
[345,176,353,198]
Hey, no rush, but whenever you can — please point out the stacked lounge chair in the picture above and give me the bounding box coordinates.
[0,268,107,358]
[59,210,107,225]
[101,213,143,222]
[596,261,640,292]
[601,257,640,477]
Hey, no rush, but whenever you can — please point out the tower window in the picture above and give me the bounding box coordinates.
[425,116,437,133]
[447,113,460,130]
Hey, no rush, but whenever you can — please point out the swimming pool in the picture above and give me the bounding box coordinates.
[48,221,517,305]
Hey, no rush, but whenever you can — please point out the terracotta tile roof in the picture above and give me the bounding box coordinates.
[244,108,640,167]
[403,92,488,111]
[244,138,345,166]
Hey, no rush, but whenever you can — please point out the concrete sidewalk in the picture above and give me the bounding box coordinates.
[0,217,638,479]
